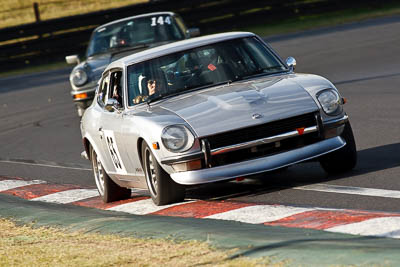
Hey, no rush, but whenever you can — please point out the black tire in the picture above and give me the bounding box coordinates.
[142,142,185,206]
[319,121,357,174]
[91,147,131,203]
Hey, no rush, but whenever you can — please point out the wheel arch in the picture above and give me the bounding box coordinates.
[83,138,91,160]
[137,137,145,167]
[82,134,108,173]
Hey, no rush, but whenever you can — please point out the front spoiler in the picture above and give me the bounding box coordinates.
[170,136,346,185]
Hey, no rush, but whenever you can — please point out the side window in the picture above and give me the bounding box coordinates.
[174,16,188,37]
[127,60,169,106]
[109,71,123,108]
[98,72,110,106]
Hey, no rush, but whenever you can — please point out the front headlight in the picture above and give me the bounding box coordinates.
[71,69,88,87]
[161,125,195,153]
[317,89,341,115]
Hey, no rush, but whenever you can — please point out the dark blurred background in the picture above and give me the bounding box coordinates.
[1,0,399,73]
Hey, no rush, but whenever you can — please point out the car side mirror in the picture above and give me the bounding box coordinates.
[286,57,296,71]
[186,28,200,38]
[66,55,80,65]
[105,98,121,112]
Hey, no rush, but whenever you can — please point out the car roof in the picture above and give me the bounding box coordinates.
[93,11,177,32]
[105,32,256,71]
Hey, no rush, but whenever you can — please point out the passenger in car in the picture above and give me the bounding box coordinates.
[112,84,122,105]
[111,72,123,106]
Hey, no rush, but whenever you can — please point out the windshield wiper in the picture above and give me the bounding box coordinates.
[182,82,214,91]
[88,43,150,57]
[182,79,243,92]
[241,66,286,79]
[146,94,166,105]
[109,43,149,53]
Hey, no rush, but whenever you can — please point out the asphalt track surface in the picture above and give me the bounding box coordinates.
[0,15,400,219]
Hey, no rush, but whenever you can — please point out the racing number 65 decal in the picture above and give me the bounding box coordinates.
[103,130,127,175]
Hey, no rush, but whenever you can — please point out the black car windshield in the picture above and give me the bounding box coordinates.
[127,37,287,106]
[86,15,185,57]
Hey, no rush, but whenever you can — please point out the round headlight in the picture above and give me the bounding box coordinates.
[161,125,195,152]
[71,69,88,87]
[317,89,341,115]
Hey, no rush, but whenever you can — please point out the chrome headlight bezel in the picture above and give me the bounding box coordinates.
[161,125,195,153]
[317,89,342,115]
[71,68,88,87]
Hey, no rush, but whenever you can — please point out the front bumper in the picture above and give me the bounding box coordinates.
[170,136,345,185]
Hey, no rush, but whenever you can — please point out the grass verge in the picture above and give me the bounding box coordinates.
[0,0,148,29]
[0,218,285,266]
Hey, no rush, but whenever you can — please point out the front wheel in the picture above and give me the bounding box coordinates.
[91,147,131,203]
[142,142,185,206]
[319,122,357,174]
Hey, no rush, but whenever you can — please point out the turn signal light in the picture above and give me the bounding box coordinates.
[73,92,88,99]
[172,160,202,172]
[152,142,160,150]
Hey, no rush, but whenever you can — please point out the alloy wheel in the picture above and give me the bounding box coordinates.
[145,147,158,197]
[92,150,105,196]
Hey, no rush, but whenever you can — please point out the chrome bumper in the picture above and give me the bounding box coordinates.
[170,136,346,185]
[70,84,97,102]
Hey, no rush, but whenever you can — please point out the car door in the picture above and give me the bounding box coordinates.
[97,69,129,177]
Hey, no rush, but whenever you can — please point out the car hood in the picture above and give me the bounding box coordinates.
[84,54,111,82]
[83,41,175,83]
[156,74,319,137]
[84,50,148,81]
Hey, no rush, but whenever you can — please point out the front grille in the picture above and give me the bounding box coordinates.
[205,112,317,150]
[209,132,320,167]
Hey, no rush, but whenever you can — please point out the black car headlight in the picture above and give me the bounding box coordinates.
[317,89,342,115]
[161,125,195,153]
[71,69,88,87]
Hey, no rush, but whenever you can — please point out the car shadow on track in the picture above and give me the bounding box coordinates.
[185,143,400,201]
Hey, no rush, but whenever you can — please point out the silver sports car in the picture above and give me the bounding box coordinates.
[80,32,357,205]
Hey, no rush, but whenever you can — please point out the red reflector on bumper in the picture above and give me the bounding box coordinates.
[297,127,305,135]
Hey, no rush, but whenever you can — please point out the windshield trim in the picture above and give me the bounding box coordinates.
[123,35,288,77]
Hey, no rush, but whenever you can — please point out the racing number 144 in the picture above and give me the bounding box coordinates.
[151,16,172,26]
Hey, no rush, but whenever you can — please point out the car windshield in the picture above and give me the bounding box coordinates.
[127,37,287,106]
[86,15,185,57]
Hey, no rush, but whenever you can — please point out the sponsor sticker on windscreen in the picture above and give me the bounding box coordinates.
[208,64,216,71]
